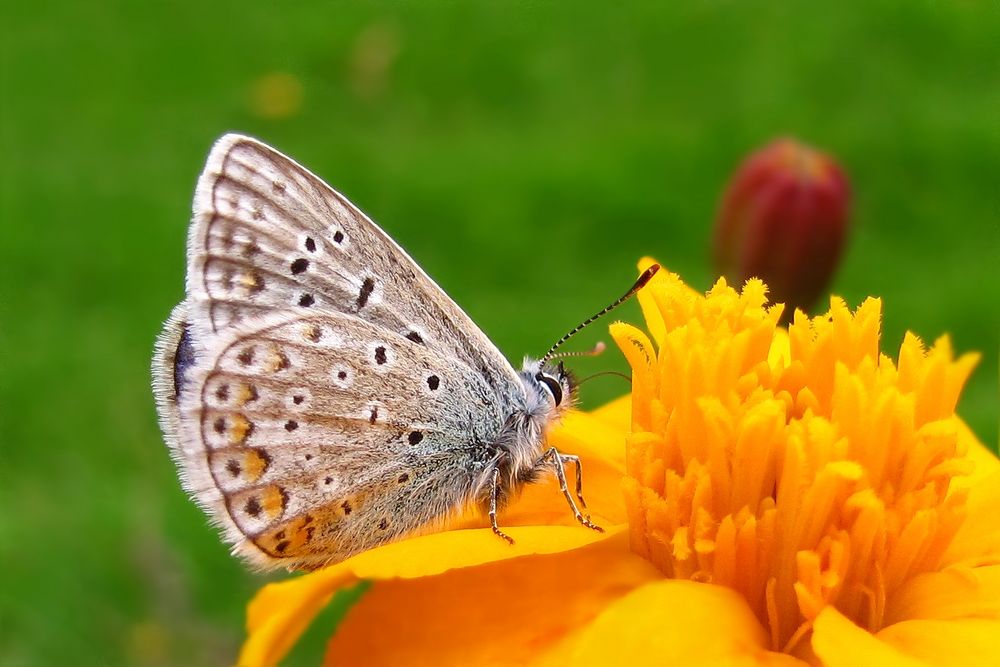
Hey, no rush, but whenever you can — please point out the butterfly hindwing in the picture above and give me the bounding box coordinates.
[160,307,513,569]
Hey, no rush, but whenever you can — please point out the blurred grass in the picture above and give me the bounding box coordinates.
[2,1,997,665]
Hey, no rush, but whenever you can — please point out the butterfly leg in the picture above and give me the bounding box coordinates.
[537,448,604,533]
[489,467,515,545]
[556,453,592,521]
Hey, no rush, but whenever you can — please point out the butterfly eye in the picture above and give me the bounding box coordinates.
[536,372,563,406]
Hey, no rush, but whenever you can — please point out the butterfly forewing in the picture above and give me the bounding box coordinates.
[187,134,520,393]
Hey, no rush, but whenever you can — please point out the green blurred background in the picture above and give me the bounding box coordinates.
[3,1,998,665]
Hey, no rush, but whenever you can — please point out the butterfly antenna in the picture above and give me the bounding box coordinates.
[540,264,660,365]
[547,341,606,360]
[577,369,632,386]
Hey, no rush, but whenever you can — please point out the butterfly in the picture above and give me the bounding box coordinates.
[152,134,658,571]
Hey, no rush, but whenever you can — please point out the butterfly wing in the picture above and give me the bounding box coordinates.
[185,134,520,395]
[153,135,525,569]
[156,308,510,569]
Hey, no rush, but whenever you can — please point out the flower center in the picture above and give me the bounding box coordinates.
[612,270,977,654]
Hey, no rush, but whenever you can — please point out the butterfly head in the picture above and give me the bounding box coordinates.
[520,358,577,415]
[522,264,660,415]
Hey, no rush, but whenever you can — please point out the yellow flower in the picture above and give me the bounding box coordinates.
[238,260,997,666]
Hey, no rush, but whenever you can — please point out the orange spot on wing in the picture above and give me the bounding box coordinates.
[237,384,258,406]
[229,414,253,444]
[266,348,290,372]
[261,486,287,519]
[243,449,270,482]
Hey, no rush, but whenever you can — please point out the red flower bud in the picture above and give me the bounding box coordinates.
[713,138,851,321]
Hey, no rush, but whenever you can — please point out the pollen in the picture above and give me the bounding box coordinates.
[612,261,979,653]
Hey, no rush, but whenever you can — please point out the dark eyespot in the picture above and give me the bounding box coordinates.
[304,237,316,252]
[537,373,563,406]
[244,497,261,517]
[290,258,309,274]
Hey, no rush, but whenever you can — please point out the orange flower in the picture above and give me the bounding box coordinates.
[238,260,997,666]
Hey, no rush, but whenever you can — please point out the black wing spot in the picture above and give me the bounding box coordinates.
[284,420,298,432]
[374,346,387,365]
[408,431,423,445]
[397,473,409,483]
[406,331,423,344]
[213,417,226,434]
[215,384,230,402]
[341,500,352,515]
[275,540,290,553]
[304,237,316,252]
[427,375,440,390]
[337,370,348,380]
[333,230,344,243]
[357,278,375,309]
[324,476,333,485]
[245,497,262,517]
[237,347,255,366]
[290,258,309,275]
[299,293,315,308]
[369,407,379,424]
[225,459,241,477]
[378,518,389,530]
[293,394,305,405]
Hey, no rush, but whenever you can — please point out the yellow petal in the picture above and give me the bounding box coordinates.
[945,425,1000,565]
[239,526,621,667]
[636,257,668,346]
[589,394,632,431]
[943,466,1000,567]
[812,607,925,667]
[885,564,1000,625]
[952,419,1000,490]
[561,579,801,666]
[551,408,627,473]
[878,618,1000,666]
[324,531,661,667]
